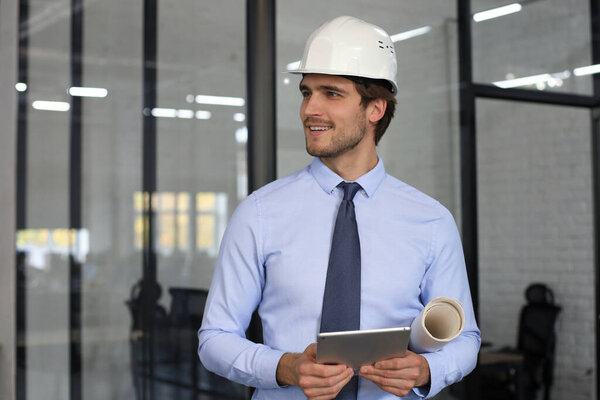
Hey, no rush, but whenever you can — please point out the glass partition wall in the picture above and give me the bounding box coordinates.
[12,0,600,399]
[16,0,247,399]
[470,1,597,399]
[477,100,594,400]
[18,0,72,397]
[472,0,592,95]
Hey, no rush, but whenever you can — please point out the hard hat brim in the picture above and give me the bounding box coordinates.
[289,68,398,95]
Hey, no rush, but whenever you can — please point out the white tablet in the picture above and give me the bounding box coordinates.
[316,327,411,370]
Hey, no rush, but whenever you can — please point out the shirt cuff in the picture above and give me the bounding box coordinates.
[257,347,287,389]
[412,383,431,398]
[415,351,447,398]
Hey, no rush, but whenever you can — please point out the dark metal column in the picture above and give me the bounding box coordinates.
[142,0,158,398]
[16,1,28,232]
[592,0,600,99]
[246,0,277,191]
[245,0,276,350]
[457,0,478,319]
[458,1,479,399]
[15,0,29,397]
[69,0,84,398]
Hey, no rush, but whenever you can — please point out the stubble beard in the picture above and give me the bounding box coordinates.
[305,113,367,159]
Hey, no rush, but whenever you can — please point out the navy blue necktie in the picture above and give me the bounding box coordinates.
[320,182,362,399]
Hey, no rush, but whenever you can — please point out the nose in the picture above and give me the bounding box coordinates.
[302,93,322,117]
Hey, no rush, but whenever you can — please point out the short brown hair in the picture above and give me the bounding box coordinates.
[347,77,397,145]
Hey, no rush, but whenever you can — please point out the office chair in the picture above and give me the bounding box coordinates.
[168,287,208,329]
[165,287,209,390]
[518,283,561,400]
[126,284,248,399]
[479,283,561,400]
[125,280,170,399]
[167,287,248,398]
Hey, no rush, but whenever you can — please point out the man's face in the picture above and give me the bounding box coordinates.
[299,74,371,159]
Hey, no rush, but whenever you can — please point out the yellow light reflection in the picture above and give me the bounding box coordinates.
[197,215,215,248]
[177,214,188,249]
[16,229,49,248]
[177,192,189,212]
[133,191,224,253]
[197,192,216,212]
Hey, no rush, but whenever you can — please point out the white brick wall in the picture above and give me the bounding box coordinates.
[477,99,594,400]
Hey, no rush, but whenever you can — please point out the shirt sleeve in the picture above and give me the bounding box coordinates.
[197,193,284,389]
[414,206,481,398]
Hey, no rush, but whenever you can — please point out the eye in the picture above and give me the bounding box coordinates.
[301,90,311,98]
[327,91,340,98]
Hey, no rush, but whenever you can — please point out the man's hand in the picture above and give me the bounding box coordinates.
[276,343,354,400]
[358,351,430,397]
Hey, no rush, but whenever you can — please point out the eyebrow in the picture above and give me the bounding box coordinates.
[299,83,349,95]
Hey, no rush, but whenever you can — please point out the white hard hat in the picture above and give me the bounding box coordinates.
[290,16,398,95]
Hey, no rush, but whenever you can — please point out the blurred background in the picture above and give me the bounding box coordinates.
[0,0,597,399]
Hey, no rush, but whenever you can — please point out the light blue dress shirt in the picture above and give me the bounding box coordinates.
[198,157,481,399]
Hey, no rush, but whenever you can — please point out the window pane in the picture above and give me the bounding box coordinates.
[472,0,592,95]
[22,0,72,396]
[155,1,246,397]
[477,99,594,399]
[79,0,143,397]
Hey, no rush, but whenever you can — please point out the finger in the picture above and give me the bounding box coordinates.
[360,371,406,386]
[360,373,414,395]
[301,367,353,389]
[373,357,410,370]
[374,384,411,398]
[361,370,420,397]
[305,343,317,357]
[371,352,421,371]
[300,361,349,379]
[360,366,420,383]
[359,364,402,377]
[303,369,354,399]
[360,364,410,376]
[304,382,353,399]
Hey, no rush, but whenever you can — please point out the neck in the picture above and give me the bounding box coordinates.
[320,146,378,182]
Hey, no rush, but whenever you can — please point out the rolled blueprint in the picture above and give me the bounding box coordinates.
[409,297,465,353]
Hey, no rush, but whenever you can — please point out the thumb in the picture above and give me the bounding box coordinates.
[305,343,317,359]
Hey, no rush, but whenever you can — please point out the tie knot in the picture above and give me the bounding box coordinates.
[338,182,362,201]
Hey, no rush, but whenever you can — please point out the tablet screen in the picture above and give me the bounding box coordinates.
[316,327,411,370]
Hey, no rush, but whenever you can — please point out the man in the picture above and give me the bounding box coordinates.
[198,16,480,399]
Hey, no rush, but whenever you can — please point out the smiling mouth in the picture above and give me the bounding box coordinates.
[309,126,332,132]
[304,118,334,135]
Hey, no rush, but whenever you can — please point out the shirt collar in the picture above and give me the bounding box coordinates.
[309,157,386,198]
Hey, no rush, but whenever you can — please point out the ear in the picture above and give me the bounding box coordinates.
[367,98,387,124]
